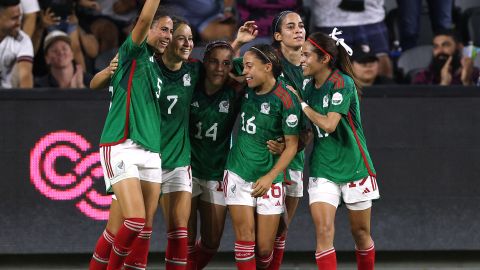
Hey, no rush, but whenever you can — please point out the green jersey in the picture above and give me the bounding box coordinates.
[100,35,162,152]
[278,56,309,171]
[303,69,376,183]
[226,81,301,183]
[190,81,241,180]
[158,58,201,169]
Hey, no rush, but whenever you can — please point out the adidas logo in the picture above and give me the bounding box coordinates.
[275,201,281,206]
[362,188,370,194]
[191,101,199,107]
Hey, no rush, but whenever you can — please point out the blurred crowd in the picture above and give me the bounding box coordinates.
[0,0,479,90]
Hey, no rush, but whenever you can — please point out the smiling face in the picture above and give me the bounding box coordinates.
[243,51,272,89]
[45,40,74,68]
[204,47,233,87]
[147,16,173,54]
[274,12,305,49]
[166,23,194,61]
[300,41,324,77]
[0,4,21,38]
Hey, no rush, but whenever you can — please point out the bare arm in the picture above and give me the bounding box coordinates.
[17,61,33,88]
[251,134,298,197]
[131,0,161,45]
[22,12,37,38]
[303,108,342,134]
[230,21,258,54]
[90,54,118,89]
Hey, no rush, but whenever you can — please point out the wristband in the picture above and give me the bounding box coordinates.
[301,102,309,110]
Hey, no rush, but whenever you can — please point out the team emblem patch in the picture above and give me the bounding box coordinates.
[286,114,298,127]
[332,92,343,105]
[183,73,191,86]
[191,101,199,107]
[260,102,270,114]
[219,100,229,113]
[114,161,125,176]
[323,96,329,108]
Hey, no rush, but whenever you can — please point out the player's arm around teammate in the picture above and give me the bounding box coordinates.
[224,44,300,270]
[89,6,174,270]
[295,30,379,270]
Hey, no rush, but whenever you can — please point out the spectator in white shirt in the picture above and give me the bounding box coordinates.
[20,0,40,38]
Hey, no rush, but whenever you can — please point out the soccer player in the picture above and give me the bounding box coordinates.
[156,17,202,270]
[186,40,241,270]
[224,44,301,270]
[89,7,173,270]
[296,30,380,270]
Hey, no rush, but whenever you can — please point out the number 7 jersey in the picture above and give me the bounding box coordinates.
[226,81,301,183]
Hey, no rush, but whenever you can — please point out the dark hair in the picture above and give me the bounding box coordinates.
[203,40,233,60]
[151,9,171,28]
[247,44,282,78]
[171,16,189,33]
[0,0,19,9]
[433,28,460,44]
[271,10,294,48]
[307,32,361,91]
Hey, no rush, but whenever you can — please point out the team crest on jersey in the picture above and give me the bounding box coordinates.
[302,78,312,90]
[323,95,329,108]
[230,184,237,197]
[260,102,270,114]
[219,100,229,113]
[191,101,199,107]
[286,114,298,127]
[183,73,191,86]
[332,92,343,105]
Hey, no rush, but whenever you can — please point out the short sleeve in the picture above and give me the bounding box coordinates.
[281,91,301,136]
[21,0,40,14]
[17,32,33,62]
[327,84,355,115]
[119,34,147,60]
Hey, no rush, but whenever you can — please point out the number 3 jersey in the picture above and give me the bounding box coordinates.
[226,81,301,183]
[157,58,201,169]
[303,69,376,184]
[189,83,241,180]
[100,35,162,153]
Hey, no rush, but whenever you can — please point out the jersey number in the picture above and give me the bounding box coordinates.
[315,125,329,138]
[195,122,218,141]
[241,112,256,134]
[262,185,282,199]
[167,95,178,114]
[156,78,162,99]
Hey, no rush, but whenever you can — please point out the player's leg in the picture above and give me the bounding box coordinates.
[161,166,193,270]
[268,170,303,270]
[308,177,341,270]
[186,180,201,270]
[89,198,123,270]
[224,170,256,270]
[195,181,227,269]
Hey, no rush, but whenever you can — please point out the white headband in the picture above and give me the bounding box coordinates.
[329,27,353,56]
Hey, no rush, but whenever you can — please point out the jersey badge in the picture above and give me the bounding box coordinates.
[183,73,191,86]
[260,102,270,114]
[149,56,155,62]
[286,114,298,127]
[114,161,125,175]
[219,100,229,113]
[229,184,237,197]
[332,92,343,105]
[191,101,199,107]
[323,95,329,108]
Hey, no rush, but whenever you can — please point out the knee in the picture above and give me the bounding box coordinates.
[316,222,335,239]
[256,247,273,258]
[351,225,371,244]
[235,226,255,241]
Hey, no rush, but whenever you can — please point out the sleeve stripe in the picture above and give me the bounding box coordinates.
[273,85,293,109]
[17,56,34,63]
[328,71,345,89]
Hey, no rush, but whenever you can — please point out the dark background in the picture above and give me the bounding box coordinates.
[1,87,479,254]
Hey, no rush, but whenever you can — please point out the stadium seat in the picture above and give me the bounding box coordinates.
[397,45,433,80]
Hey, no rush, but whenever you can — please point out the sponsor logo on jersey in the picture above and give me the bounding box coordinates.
[219,100,229,113]
[323,95,329,108]
[260,102,270,114]
[191,101,199,107]
[286,114,298,127]
[332,92,343,105]
[183,73,191,86]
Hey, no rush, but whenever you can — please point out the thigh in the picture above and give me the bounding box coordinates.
[188,195,199,243]
[106,197,124,235]
[228,205,255,241]
[140,180,161,226]
[256,214,281,252]
[198,200,227,246]
[111,177,144,218]
[162,191,192,229]
[348,207,372,233]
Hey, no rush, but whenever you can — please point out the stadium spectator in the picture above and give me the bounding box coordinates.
[236,0,302,53]
[160,0,237,42]
[413,30,479,86]
[0,0,33,89]
[351,44,396,87]
[311,0,393,78]
[397,0,453,51]
[34,30,92,88]
[20,0,40,38]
